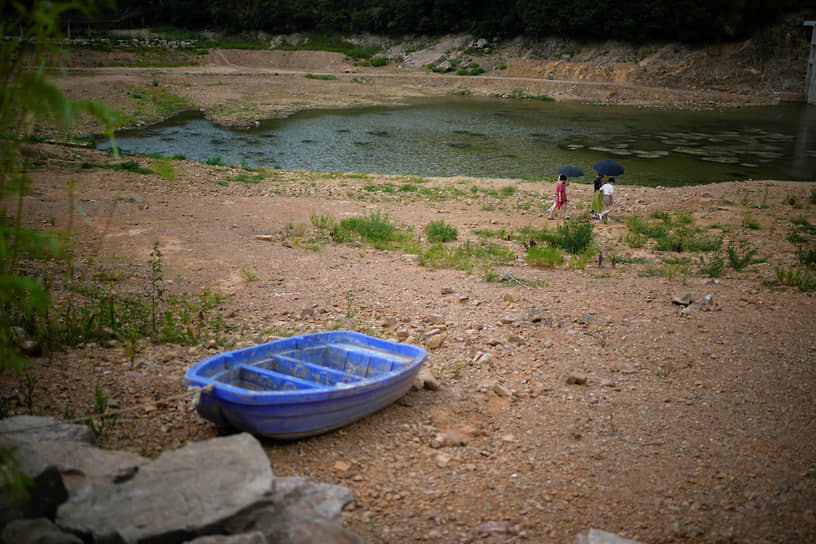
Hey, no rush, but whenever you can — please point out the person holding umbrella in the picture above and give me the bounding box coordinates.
[548,174,569,220]
[590,173,605,217]
[549,166,583,220]
[591,160,624,218]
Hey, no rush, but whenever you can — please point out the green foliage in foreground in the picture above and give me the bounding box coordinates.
[0,0,125,502]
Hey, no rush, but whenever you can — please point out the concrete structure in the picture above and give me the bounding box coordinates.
[806,21,816,105]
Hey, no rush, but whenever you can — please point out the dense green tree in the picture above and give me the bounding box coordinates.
[71,0,804,43]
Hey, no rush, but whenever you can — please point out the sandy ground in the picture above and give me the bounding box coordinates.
[3,44,816,543]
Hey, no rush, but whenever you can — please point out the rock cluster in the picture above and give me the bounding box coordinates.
[0,416,360,544]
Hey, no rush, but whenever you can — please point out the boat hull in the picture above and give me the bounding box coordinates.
[185,331,428,439]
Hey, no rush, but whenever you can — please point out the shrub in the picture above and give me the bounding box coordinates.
[699,252,725,277]
[370,57,387,67]
[153,159,175,181]
[775,266,816,292]
[514,225,560,247]
[310,211,335,230]
[425,220,458,243]
[727,240,758,271]
[557,218,593,254]
[624,231,648,248]
[796,245,816,268]
[332,211,404,249]
[417,241,514,272]
[526,245,563,268]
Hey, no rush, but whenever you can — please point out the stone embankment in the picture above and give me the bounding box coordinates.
[0,415,360,543]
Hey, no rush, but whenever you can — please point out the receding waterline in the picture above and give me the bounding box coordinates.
[96,98,816,187]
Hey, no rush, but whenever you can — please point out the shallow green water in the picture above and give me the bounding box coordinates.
[97,97,816,187]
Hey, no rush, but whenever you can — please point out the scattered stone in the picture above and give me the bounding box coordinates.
[493,383,513,397]
[431,431,468,448]
[672,292,693,306]
[566,375,588,385]
[575,528,644,544]
[528,308,544,322]
[477,521,508,535]
[427,314,446,325]
[440,286,454,295]
[415,368,440,391]
[503,292,519,303]
[421,329,447,349]
[473,351,493,365]
[435,453,452,467]
[395,328,410,340]
[333,461,351,473]
[682,294,714,314]
[579,313,596,325]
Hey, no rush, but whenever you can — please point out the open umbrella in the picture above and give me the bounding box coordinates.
[557,165,584,178]
[593,160,625,177]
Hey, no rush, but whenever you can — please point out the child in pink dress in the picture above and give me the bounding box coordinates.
[548,175,569,220]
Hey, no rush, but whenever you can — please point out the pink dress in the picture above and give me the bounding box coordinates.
[554,180,566,209]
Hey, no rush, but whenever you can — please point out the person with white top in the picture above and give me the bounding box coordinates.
[597,177,615,221]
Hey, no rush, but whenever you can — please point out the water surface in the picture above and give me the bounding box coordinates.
[97,98,816,187]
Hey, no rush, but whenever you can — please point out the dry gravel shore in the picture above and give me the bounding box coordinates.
[4,43,816,543]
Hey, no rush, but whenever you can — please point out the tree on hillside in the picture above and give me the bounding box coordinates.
[49,0,808,43]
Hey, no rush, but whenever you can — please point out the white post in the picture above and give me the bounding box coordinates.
[806,21,816,105]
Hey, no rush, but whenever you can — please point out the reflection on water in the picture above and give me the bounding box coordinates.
[96,98,816,187]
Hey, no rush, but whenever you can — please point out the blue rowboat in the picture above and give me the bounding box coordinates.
[184,331,429,439]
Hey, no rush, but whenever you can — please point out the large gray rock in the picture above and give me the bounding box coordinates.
[187,532,267,544]
[224,476,360,543]
[56,433,274,543]
[0,416,94,445]
[0,442,68,528]
[27,440,146,495]
[1,517,82,544]
[2,417,361,544]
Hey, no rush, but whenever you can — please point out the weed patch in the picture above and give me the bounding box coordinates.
[425,220,458,243]
[526,245,563,268]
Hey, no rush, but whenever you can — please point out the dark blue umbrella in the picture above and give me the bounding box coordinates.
[557,165,584,178]
[593,160,624,177]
